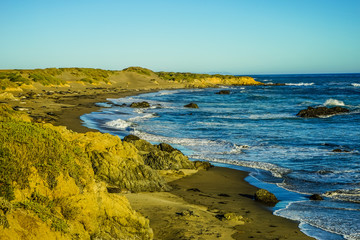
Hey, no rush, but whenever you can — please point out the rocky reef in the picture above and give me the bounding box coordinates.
[124,136,195,170]
[297,106,349,118]
[0,104,195,239]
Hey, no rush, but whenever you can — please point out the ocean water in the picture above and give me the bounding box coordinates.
[81,74,360,240]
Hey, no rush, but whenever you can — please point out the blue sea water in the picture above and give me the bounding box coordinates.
[81,74,360,240]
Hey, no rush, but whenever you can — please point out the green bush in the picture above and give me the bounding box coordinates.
[0,72,31,88]
[29,72,65,86]
[0,119,87,197]
[15,192,68,232]
[122,67,153,76]
[156,71,241,83]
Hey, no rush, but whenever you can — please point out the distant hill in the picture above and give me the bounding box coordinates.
[0,67,262,91]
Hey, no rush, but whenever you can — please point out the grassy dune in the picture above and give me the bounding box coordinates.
[0,66,262,91]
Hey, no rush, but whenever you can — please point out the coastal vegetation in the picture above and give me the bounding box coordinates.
[0,68,115,90]
[0,103,195,239]
[122,66,153,76]
[155,71,262,87]
[0,66,261,91]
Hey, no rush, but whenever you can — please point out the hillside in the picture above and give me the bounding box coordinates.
[0,67,262,92]
[0,104,195,239]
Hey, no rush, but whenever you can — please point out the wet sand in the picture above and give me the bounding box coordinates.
[127,167,313,240]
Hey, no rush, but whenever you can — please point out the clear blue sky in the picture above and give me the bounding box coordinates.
[1,0,359,74]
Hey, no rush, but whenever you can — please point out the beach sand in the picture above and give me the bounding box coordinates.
[127,167,313,240]
[4,84,314,239]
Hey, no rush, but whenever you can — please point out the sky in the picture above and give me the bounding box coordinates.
[0,0,359,74]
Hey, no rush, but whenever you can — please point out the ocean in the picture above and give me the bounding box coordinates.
[81,73,360,240]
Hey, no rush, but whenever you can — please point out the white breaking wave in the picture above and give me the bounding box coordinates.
[351,83,360,87]
[128,113,156,122]
[157,90,179,96]
[324,98,345,106]
[131,129,219,147]
[189,155,291,178]
[324,189,360,203]
[105,119,131,129]
[248,113,294,120]
[285,82,315,86]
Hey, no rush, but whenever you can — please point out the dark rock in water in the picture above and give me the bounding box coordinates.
[216,90,230,95]
[114,103,127,107]
[184,103,199,108]
[309,194,324,201]
[157,143,177,153]
[193,161,213,170]
[332,148,350,153]
[265,83,286,86]
[130,101,150,108]
[254,189,279,206]
[297,106,349,118]
[123,134,140,142]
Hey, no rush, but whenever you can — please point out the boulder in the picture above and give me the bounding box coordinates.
[254,189,279,206]
[193,161,213,170]
[130,101,150,108]
[297,106,349,118]
[157,143,177,153]
[216,90,230,94]
[309,194,324,201]
[123,134,140,142]
[129,139,195,170]
[184,103,199,108]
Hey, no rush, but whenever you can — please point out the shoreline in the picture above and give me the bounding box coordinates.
[49,88,314,239]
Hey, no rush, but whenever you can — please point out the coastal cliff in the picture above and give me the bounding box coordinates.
[0,104,195,239]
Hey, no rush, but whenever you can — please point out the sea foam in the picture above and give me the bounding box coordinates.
[324,99,345,106]
[105,119,131,129]
[351,83,360,87]
[324,189,360,203]
[128,113,156,122]
[285,83,314,86]
[189,155,291,178]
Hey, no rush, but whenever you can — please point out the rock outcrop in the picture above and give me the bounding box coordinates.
[297,106,349,118]
[184,103,199,108]
[254,189,279,206]
[130,101,150,108]
[124,136,195,170]
[0,104,163,239]
[193,161,213,170]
